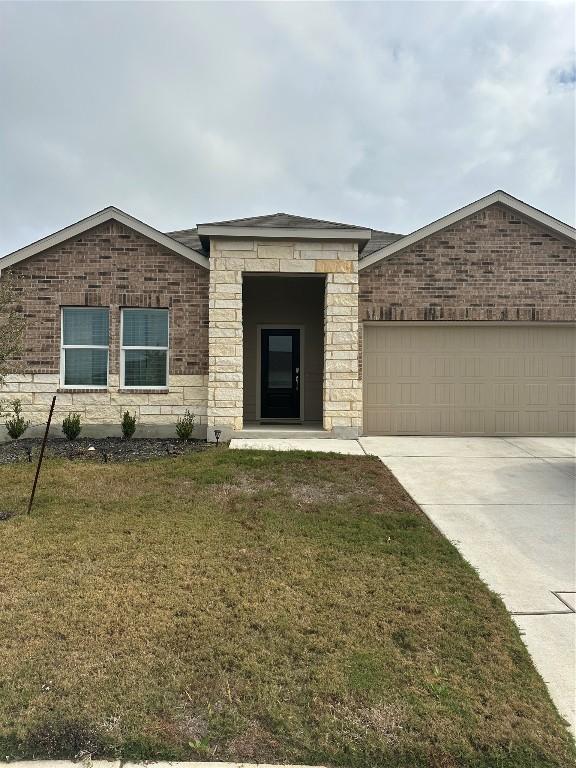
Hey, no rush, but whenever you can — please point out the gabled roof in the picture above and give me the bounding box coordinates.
[359,190,576,269]
[198,212,369,230]
[3,192,572,274]
[196,211,372,250]
[0,206,210,273]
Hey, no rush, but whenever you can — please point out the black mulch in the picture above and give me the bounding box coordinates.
[0,437,215,465]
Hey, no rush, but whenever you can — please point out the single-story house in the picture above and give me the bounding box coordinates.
[1,189,574,441]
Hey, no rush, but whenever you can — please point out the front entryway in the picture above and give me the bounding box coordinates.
[260,329,300,419]
[242,275,325,425]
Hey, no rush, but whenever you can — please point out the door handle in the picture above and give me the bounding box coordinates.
[295,367,300,391]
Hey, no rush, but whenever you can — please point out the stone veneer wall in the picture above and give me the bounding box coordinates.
[0,220,209,439]
[1,373,208,440]
[207,239,362,439]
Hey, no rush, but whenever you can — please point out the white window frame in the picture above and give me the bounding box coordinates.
[120,308,170,390]
[60,307,109,390]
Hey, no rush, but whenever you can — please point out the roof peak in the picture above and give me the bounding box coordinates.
[197,211,371,230]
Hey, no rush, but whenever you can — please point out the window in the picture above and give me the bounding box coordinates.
[121,308,169,388]
[61,307,109,388]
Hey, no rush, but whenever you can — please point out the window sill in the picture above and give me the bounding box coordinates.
[118,389,170,394]
[57,388,108,394]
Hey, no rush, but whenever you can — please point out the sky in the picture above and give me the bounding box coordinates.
[1,1,574,256]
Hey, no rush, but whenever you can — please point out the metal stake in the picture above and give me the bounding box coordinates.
[27,395,56,515]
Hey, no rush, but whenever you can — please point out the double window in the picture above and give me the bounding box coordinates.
[60,307,169,389]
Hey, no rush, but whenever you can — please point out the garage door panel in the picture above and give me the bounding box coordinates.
[494,411,522,434]
[561,357,576,378]
[363,324,576,436]
[558,383,576,406]
[364,354,420,379]
[519,411,558,435]
[559,410,576,433]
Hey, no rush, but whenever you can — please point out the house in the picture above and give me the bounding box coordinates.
[0,190,574,441]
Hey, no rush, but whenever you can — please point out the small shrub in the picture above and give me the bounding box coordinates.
[62,412,82,441]
[176,409,195,441]
[121,410,137,439]
[4,398,30,440]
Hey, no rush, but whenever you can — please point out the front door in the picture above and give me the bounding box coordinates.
[260,329,300,420]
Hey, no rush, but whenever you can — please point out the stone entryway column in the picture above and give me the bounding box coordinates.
[323,258,362,438]
[207,242,244,441]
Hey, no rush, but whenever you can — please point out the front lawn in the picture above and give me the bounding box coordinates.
[0,450,573,767]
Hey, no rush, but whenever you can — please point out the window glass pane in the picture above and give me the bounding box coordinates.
[123,309,168,347]
[63,307,108,346]
[64,348,108,386]
[124,350,167,387]
[268,334,292,389]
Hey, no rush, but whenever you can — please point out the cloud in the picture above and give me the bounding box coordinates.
[0,0,574,256]
[551,62,576,88]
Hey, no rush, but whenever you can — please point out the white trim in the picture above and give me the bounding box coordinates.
[198,225,371,242]
[0,207,210,273]
[359,190,576,270]
[60,306,109,389]
[256,325,305,423]
[120,308,170,390]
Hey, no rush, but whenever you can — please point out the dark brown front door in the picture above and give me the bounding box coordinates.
[260,329,300,419]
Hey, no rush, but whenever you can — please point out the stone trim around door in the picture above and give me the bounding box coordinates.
[207,239,363,441]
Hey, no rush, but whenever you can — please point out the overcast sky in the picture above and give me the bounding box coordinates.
[1,1,574,255]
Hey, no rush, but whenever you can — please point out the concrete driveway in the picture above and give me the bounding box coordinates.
[359,435,576,733]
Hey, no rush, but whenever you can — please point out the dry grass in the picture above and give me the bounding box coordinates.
[0,449,573,768]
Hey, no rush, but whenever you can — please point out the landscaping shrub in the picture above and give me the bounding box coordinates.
[4,399,30,440]
[176,409,195,441]
[121,410,137,439]
[62,412,82,441]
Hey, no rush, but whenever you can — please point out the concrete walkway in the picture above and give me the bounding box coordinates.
[230,437,365,454]
[231,434,576,732]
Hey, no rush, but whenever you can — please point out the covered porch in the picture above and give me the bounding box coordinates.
[205,233,363,442]
[242,274,325,428]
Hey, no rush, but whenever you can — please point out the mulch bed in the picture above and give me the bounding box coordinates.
[0,436,214,465]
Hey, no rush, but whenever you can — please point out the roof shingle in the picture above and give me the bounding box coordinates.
[165,212,404,257]
[196,212,370,230]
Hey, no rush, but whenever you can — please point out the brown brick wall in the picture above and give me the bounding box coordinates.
[359,204,576,322]
[6,220,209,375]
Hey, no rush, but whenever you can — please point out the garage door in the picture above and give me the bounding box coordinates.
[363,324,576,436]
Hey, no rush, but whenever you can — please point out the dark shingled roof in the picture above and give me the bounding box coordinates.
[166,213,404,258]
[165,227,206,256]
[196,212,370,230]
[360,229,405,258]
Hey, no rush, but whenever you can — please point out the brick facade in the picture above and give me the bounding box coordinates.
[359,204,576,322]
[8,219,209,374]
[1,221,209,435]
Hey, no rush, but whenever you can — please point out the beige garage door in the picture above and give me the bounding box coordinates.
[363,323,576,436]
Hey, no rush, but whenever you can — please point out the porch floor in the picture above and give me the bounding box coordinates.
[236,421,334,439]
